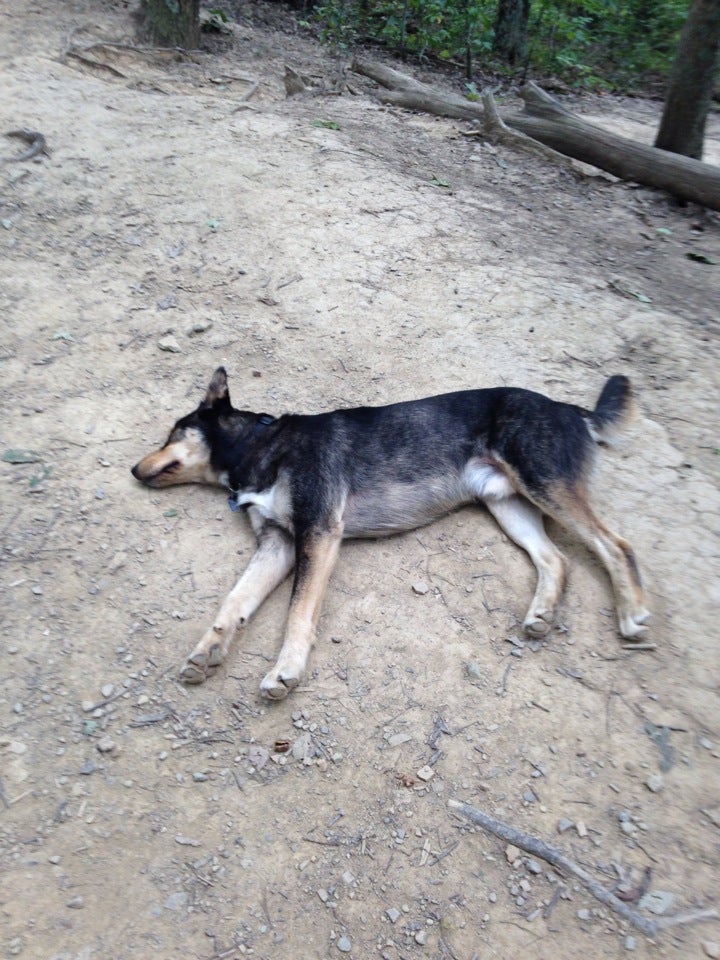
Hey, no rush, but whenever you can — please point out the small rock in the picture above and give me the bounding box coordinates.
[186,320,212,336]
[158,335,182,353]
[192,772,208,782]
[156,294,178,311]
[624,935,637,951]
[620,820,636,835]
[66,896,84,909]
[317,888,329,903]
[412,581,430,595]
[527,858,542,875]
[505,844,521,864]
[416,765,434,782]
[557,818,573,834]
[575,820,588,838]
[576,908,590,921]
[79,759,96,775]
[465,661,482,680]
[31,584,43,596]
[415,929,427,944]
[101,684,114,699]
[386,907,401,923]
[291,733,313,762]
[337,935,352,953]
[645,773,664,793]
[638,890,676,916]
[488,892,497,903]
[96,737,116,754]
[387,732,412,748]
[701,941,720,959]
[164,891,188,911]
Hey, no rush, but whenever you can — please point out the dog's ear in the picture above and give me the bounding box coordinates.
[200,367,231,410]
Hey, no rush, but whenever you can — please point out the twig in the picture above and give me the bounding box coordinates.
[448,799,717,937]
[3,130,47,164]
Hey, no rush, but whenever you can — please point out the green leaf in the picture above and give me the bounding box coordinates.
[163,508,179,518]
[431,176,451,189]
[2,448,43,464]
[206,219,220,231]
[313,120,341,130]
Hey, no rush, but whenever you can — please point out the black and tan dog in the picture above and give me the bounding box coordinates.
[131,368,650,699]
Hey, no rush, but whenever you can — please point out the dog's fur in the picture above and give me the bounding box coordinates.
[131,368,649,699]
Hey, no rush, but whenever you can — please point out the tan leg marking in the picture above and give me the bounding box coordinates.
[486,496,567,636]
[180,527,295,684]
[260,526,343,700]
[532,483,650,640]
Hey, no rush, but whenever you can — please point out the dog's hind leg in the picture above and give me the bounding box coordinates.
[260,525,343,700]
[485,496,567,636]
[180,526,294,684]
[530,483,650,640]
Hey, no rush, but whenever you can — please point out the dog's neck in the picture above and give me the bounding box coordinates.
[221,413,277,497]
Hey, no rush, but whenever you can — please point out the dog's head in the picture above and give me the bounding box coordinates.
[131,367,238,488]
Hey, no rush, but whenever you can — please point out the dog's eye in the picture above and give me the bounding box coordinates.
[161,460,180,473]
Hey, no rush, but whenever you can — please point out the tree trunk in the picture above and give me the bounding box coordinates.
[655,0,720,160]
[493,0,530,65]
[351,57,720,210]
[140,0,200,48]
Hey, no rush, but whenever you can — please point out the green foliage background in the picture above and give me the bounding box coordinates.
[315,0,689,89]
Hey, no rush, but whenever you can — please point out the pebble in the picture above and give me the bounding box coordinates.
[575,820,588,838]
[96,737,116,754]
[466,661,482,680]
[488,892,497,903]
[158,335,182,353]
[624,935,637,951]
[557,818,573,833]
[638,890,675,915]
[416,765,434,782]
[101,683,114,698]
[527,858,542,875]
[412,581,429,595]
[386,908,401,923]
[701,941,720,959]
[337,935,352,953]
[387,732,412,747]
[193,772,209,782]
[415,929,427,945]
[645,773,664,793]
[576,908,590,921]
[31,584,43,596]
[67,896,84,909]
[505,844,521,864]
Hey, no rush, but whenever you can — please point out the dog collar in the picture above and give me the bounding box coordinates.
[227,414,275,510]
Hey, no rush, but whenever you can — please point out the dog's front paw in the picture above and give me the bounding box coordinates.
[260,666,301,700]
[180,642,224,684]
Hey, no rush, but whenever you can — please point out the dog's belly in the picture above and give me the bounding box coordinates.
[343,477,473,538]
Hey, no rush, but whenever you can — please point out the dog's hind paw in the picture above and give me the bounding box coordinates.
[260,668,300,700]
[523,608,554,637]
[619,609,651,640]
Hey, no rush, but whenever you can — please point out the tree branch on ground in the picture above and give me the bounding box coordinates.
[351,57,720,211]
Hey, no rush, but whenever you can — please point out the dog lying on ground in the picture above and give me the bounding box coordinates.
[131,367,650,699]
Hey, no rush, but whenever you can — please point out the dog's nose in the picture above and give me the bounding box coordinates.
[131,463,141,479]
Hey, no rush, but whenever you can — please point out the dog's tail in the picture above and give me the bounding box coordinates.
[588,375,635,442]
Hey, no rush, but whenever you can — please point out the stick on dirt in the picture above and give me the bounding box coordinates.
[448,799,717,937]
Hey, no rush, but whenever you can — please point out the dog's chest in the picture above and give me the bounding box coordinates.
[233,478,293,529]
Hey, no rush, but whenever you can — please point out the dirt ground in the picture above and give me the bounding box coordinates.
[1,2,719,959]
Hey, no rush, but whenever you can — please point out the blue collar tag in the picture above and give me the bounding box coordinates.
[227,494,243,512]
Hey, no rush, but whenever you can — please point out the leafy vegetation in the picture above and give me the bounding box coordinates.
[315,0,689,90]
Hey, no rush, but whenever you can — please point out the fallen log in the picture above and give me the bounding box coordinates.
[352,57,720,210]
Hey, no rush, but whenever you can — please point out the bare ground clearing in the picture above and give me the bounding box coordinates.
[1,3,719,959]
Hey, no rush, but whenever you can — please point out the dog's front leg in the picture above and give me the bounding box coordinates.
[260,524,343,700]
[181,525,294,684]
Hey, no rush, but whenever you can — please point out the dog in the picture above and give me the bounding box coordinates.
[131,367,650,699]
